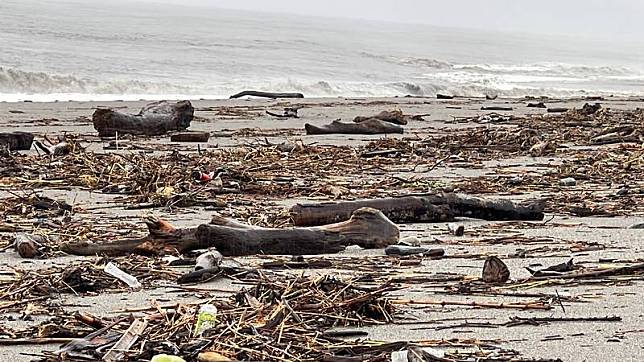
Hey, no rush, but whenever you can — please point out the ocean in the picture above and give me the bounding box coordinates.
[1,0,643,102]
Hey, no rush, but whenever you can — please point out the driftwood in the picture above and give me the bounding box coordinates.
[0,132,34,150]
[305,118,404,135]
[527,102,546,108]
[547,107,568,113]
[60,208,398,257]
[481,106,513,111]
[353,110,409,125]
[92,100,194,137]
[436,94,454,99]
[291,194,544,226]
[229,90,304,99]
[170,131,210,142]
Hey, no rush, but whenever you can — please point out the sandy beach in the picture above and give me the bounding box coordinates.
[1,95,644,361]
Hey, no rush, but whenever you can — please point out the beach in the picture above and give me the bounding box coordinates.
[1,95,643,361]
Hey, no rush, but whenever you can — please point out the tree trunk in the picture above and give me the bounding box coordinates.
[229,90,304,99]
[305,118,404,135]
[353,110,408,125]
[60,208,399,257]
[0,132,34,150]
[290,193,544,226]
[291,196,453,226]
[92,100,194,137]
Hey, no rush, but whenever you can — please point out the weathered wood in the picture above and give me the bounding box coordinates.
[481,106,513,111]
[305,118,404,135]
[292,197,452,226]
[229,90,304,99]
[547,107,568,113]
[60,208,399,257]
[291,194,544,226]
[92,100,194,137]
[436,94,454,99]
[170,131,210,142]
[195,207,398,255]
[0,132,34,150]
[353,110,408,125]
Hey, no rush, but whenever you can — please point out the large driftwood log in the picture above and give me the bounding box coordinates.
[0,132,34,150]
[229,90,304,99]
[305,118,404,135]
[353,110,409,125]
[60,208,398,256]
[92,100,194,137]
[291,194,544,226]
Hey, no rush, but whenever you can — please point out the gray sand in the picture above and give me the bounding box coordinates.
[1,96,643,361]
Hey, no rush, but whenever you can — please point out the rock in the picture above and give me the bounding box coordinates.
[559,177,577,187]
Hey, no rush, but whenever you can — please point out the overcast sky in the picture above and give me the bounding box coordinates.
[134,0,642,41]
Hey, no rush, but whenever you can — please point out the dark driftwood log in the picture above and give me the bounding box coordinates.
[305,119,404,135]
[0,132,34,150]
[291,194,544,226]
[60,208,398,257]
[92,100,194,137]
[436,94,454,99]
[547,107,568,113]
[353,110,408,125]
[229,90,304,99]
[481,106,513,111]
[170,131,210,142]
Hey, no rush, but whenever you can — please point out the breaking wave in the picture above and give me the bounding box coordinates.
[0,64,640,103]
[0,67,197,95]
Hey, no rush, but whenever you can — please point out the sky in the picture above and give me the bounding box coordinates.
[134,0,643,41]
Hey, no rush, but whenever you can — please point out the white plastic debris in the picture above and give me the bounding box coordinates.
[104,262,142,290]
[559,177,576,186]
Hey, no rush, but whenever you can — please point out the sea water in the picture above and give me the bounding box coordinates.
[1,0,643,102]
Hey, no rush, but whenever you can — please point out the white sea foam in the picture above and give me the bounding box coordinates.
[1,1,642,102]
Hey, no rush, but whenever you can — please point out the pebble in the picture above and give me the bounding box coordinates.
[559,177,576,186]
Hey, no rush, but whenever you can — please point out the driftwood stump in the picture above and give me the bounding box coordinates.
[305,118,404,135]
[60,208,398,256]
[0,132,34,150]
[291,194,544,226]
[92,100,194,137]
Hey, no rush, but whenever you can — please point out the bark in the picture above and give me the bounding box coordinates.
[92,100,194,137]
[353,110,408,125]
[305,118,404,135]
[60,208,399,257]
[170,131,210,142]
[291,193,544,227]
[547,107,568,113]
[229,90,304,99]
[481,106,513,111]
[291,196,452,226]
[0,132,34,150]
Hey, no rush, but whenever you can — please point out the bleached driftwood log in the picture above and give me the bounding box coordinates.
[60,207,398,256]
